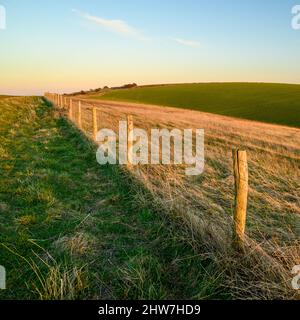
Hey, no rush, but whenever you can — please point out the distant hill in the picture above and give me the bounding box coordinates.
[67,83,137,96]
[91,83,300,128]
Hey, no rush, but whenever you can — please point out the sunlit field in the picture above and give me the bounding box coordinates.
[0,85,299,300]
[92,83,300,128]
[1,0,300,310]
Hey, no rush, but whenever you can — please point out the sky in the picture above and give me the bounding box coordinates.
[0,0,300,95]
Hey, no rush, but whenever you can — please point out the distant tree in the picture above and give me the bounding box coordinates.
[111,83,138,90]
[123,83,137,89]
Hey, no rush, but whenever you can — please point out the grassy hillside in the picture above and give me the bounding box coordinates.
[0,97,225,300]
[94,83,300,128]
[77,95,299,299]
[1,96,298,300]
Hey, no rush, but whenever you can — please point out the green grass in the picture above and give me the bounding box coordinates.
[95,83,300,128]
[0,97,226,300]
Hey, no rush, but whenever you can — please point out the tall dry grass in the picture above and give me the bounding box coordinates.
[55,97,300,299]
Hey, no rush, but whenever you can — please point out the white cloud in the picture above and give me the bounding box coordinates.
[73,9,146,40]
[173,38,201,48]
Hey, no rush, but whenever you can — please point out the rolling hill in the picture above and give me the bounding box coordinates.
[1,94,299,300]
[92,83,300,128]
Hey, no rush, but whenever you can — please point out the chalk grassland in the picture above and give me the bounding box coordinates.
[0,97,232,300]
[0,96,299,300]
[91,83,300,128]
[76,97,300,299]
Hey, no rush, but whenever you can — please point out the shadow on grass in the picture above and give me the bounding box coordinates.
[55,107,228,300]
[0,98,227,300]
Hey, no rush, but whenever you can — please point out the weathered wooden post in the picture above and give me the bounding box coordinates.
[127,115,133,168]
[78,101,82,129]
[232,150,248,251]
[69,99,73,120]
[92,106,98,141]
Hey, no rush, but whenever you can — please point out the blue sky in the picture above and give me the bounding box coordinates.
[0,0,300,95]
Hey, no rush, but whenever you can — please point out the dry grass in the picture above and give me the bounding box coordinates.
[53,97,300,299]
[35,265,86,300]
[1,242,87,300]
[54,232,96,257]
[16,215,37,226]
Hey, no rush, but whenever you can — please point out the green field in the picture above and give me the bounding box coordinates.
[95,83,300,128]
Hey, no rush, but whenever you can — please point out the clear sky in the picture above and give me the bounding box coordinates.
[0,0,300,95]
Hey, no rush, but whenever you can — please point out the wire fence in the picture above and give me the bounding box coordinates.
[44,92,250,250]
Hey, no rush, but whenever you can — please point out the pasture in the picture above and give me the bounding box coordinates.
[0,94,299,300]
[94,83,300,128]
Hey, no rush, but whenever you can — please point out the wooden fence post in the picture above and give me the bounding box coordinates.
[232,150,248,251]
[127,115,133,168]
[78,101,82,129]
[92,106,98,141]
[69,99,73,120]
